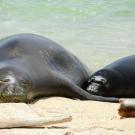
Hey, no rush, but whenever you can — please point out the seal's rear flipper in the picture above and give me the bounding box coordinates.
[76,86,119,102]
[63,79,119,103]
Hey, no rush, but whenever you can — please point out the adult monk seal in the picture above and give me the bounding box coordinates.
[86,55,135,102]
[0,33,118,103]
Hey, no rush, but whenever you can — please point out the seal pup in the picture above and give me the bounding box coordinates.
[87,55,135,102]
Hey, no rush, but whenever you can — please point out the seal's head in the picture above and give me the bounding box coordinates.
[86,69,121,97]
[0,67,32,103]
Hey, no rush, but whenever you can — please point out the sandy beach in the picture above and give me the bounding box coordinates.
[0,97,135,135]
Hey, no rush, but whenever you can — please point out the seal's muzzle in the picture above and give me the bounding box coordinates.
[0,75,30,102]
[87,82,100,93]
[86,75,107,94]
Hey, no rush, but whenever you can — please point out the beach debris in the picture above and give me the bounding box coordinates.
[118,98,135,118]
[0,103,72,128]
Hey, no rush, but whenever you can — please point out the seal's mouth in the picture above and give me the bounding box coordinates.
[0,94,27,103]
[87,83,100,94]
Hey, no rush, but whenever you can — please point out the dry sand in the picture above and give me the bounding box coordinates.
[0,97,135,135]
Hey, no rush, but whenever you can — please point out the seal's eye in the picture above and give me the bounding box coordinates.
[0,78,10,83]
[20,80,29,85]
[89,76,107,85]
[3,78,10,82]
[100,78,107,84]
[0,78,10,85]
